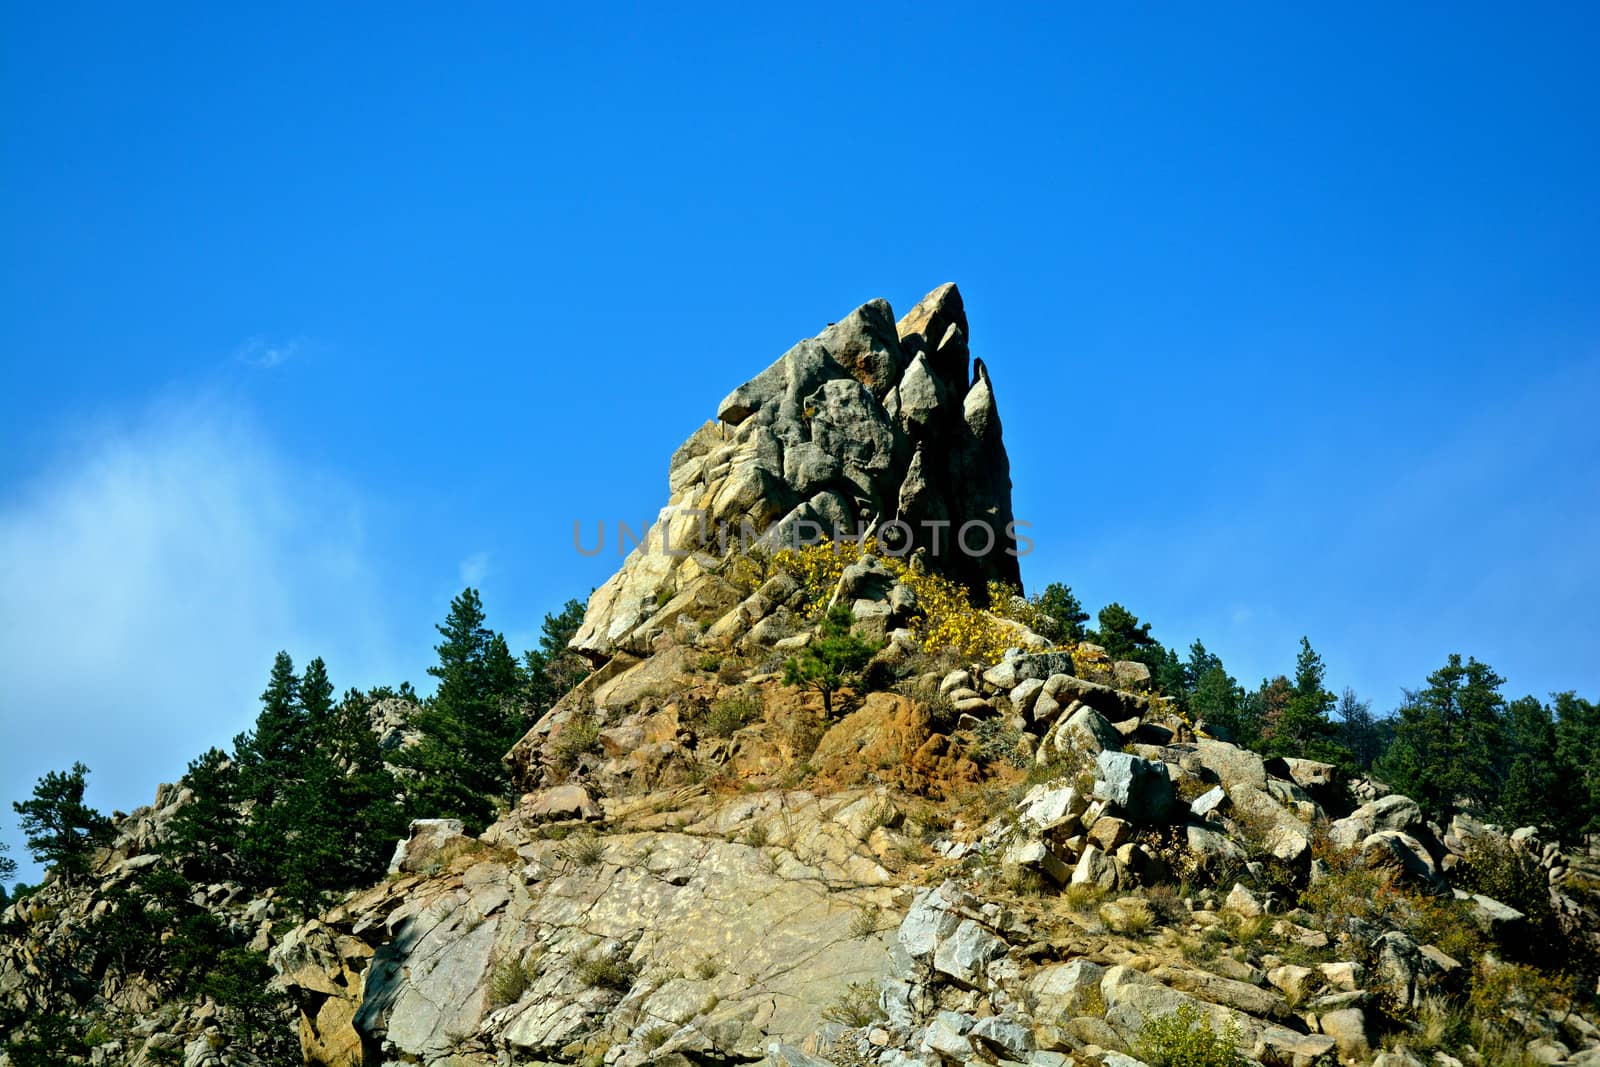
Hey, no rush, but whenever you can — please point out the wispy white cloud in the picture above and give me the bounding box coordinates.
[459,551,492,587]
[0,399,400,878]
[235,335,308,370]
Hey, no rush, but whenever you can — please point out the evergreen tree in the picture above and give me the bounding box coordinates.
[299,656,336,741]
[1378,653,1507,818]
[234,651,307,805]
[1261,638,1347,763]
[12,763,112,885]
[163,747,241,883]
[1091,603,1157,662]
[1185,641,1225,694]
[1553,692,1600,840]
[1248,675,1294,752]
[1032,583,1090,644]
[1191,663,1248,742]
[522,599,589,713]
[783,604,881,717]
[1337,688,1382,769]
[0,837,15,897]
[399,588,527,831]
[1150,645,1187,702]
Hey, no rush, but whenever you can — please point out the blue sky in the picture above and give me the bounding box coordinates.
[2,3,1597,877]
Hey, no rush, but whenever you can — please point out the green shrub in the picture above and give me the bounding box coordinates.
[575,954,637,991]
[558,833,604,867]
[706,695,760,738]
[1134,1003,1247,1067]
[639,1024,674,1051]
[488,953,538,1008]
[550,709,601,778]
[1458,836,1552,924]
[971,717,1028,769]
[820,981,883,1027]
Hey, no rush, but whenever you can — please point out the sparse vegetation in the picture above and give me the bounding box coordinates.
[575,953,638,992]
[849,903,881,938]
[558,832,604,867]
[1134,1003,1247,1067]
[488,953,539,1008]
[706,693,761,738]
[550,708,602,779]
[821,981,884,1027]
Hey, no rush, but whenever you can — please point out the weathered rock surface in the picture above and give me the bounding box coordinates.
[570,284,1021,663]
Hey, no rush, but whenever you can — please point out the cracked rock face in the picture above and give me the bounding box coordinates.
[281,789,903,1065]
[572,283,1021,661]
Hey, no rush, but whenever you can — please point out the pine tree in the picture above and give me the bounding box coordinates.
[12,762,112,886]
[1337,688,1382,769]
[234,652,306,805]
[1261,638,1347,763]
[163,747,241,883]
[1379,654,1507,818]
[1091,603,1157,662]
[1032,583,1090,644]
[0,837,16,893]
[300,657,336,742]
[1249,675,1294,751]
[783,604,881,717]
[399,588,527,831]
[1553,692,1600,840]
[1191,663,1248,742]
[523,599,589,713]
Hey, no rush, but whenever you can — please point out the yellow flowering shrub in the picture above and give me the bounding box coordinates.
[770,540,859,607]
[1070,642,1114,685]
[902,567,1012,662]
[768,538,1012,662]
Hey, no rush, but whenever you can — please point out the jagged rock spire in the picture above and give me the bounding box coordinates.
[571,283,1021,660]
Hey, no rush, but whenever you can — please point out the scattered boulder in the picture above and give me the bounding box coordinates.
[1093,751,1174,823]
[387,819,470,875]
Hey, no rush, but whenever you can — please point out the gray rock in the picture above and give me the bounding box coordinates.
[1071,844,1120,890]
[920,1010,976,1059]
[932,919,1007,988]
[1192,739,1267,791]
[983,660,1020,690]
[1009,677,1045,717]
[970,1015,1035,1057]
[567,284,1022,668]
[939,670,972,696]
[387,819,469,875]
[765,1044,839,1067]
[1189,785,1227,818]
[1361,830,1444,889]
[1330,794,1424,850]
[1318,1007,1372,1060]
[1093,751,1174,823]
[1372,930,1458,1010]
[1056,705,1123,756]
[1031,958,1109,1020]
[519,784,602,823]
[1004,837,1073,885]
[898,882,966,960]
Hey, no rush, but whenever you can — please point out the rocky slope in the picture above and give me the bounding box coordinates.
[3,285,1598,1067]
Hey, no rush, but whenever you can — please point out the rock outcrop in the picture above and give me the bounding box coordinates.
[572,284,1022,662]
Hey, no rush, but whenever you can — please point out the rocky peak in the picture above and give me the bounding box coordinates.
[573,283,1021,661]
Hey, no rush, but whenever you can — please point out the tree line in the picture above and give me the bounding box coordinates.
[1020,583,1600,843]
[0,589,585,1063]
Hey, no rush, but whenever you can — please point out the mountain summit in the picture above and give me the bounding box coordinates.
[573,283,1022,661]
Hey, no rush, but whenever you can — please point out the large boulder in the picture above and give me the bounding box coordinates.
[1330,794,1424,850]
[1093,751,1175,823]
